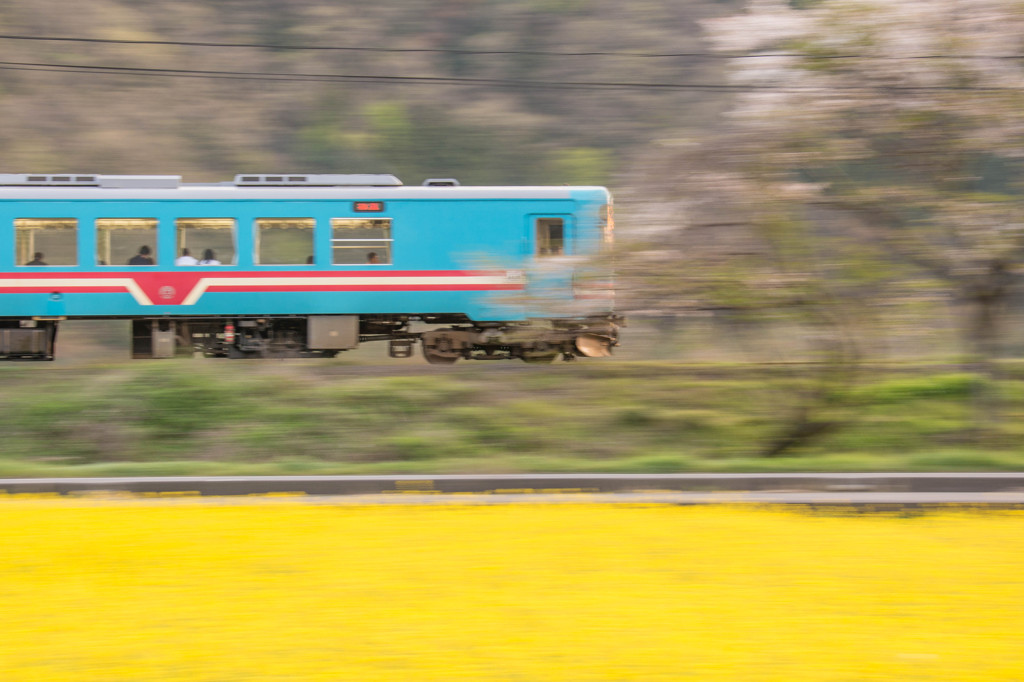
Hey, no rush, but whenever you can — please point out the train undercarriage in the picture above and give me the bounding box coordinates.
[0,318,59,360]
[0,314,621,363]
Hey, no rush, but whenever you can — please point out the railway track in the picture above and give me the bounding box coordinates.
[2,473,1024,506]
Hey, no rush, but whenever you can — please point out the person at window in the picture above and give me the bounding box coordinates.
[26,252,47,266]
[175,248,198,266]
[199,248,221,265]
[306,255,314,264]
[367,252,380,264]
[128,245,155,265]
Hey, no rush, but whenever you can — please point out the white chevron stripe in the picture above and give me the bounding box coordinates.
[179,275,513,306]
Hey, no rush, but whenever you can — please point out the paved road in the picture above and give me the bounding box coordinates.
[2,473,1024,505]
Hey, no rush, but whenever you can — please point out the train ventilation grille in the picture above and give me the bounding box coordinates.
[233,174,403,187]
[0,174,181,188]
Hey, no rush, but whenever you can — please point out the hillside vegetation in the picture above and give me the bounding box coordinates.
[0,0,738,185]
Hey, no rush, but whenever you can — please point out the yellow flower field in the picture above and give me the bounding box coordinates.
[0,497,1022,681]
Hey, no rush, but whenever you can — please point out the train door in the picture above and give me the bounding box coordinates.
[525,215,575,314]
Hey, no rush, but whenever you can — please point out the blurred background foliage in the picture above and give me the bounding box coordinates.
[7,0,1024,469]
[0,0,738,185]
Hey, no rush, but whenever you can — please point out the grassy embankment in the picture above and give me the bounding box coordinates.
[2,346,1024,476]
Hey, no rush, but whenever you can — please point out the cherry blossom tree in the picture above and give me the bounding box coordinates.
[701,0,1024,373]
[616,0,1024,450]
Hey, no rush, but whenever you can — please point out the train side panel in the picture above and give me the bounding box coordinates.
[0,196,603,321]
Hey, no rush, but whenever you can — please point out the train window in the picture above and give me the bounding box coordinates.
[15,218,77,266]
[97,218,158,265]
[255,218,314,265]
[176,218,236,265]
[536,218,565,256]
[331,218,392,265]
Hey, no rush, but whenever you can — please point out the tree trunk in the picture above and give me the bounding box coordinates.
[760,303,861,458]
[964,291,1005,439]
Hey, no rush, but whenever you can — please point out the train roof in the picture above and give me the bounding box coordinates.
[0,174,609,201]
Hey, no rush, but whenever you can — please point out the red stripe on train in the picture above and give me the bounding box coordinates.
[1,270,508,279]
[202,284,524,293]
[0,287,127,294]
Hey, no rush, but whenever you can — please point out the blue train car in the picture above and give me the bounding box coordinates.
[0,173,619,362]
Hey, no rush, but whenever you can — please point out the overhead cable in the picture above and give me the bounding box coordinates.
[0,59,1020,92]
[1,33,1024,60]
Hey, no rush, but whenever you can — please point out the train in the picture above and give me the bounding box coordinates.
[0,173,620,363]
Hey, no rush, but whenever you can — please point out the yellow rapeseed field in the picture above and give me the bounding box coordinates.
[0,497,1022,681]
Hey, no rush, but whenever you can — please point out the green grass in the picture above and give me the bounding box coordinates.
[2,357,1024,476]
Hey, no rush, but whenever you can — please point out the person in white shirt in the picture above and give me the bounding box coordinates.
[175,248,198,266]
[199,248,222,265]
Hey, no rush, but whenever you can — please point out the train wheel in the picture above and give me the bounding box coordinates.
[422,331,462,364]
[423,349,459,364]
[424,352,458,364]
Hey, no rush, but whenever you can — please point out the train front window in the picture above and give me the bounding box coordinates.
[97,219,158,266]
[176,218,236,265]
[536,218,565,257]
[255,218,314,265]
[331,218,392,265]
[15,218,77,266]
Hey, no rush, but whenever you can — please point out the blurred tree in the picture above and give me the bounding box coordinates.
[618,141,866,457]
[696,0,1024,430]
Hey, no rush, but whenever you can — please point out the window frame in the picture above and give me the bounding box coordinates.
[95,218,159,266]
[14,218,78,267]
[175,218,238,266]
[534,216,569,257]
[253,217,316,266]
[330,217,393,266]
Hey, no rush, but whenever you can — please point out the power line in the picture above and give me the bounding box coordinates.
[0,33,712,58]
[2,33,1024,60]
[0,60,664,88]
[0,59,1019,92]
[0,60,716,89]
